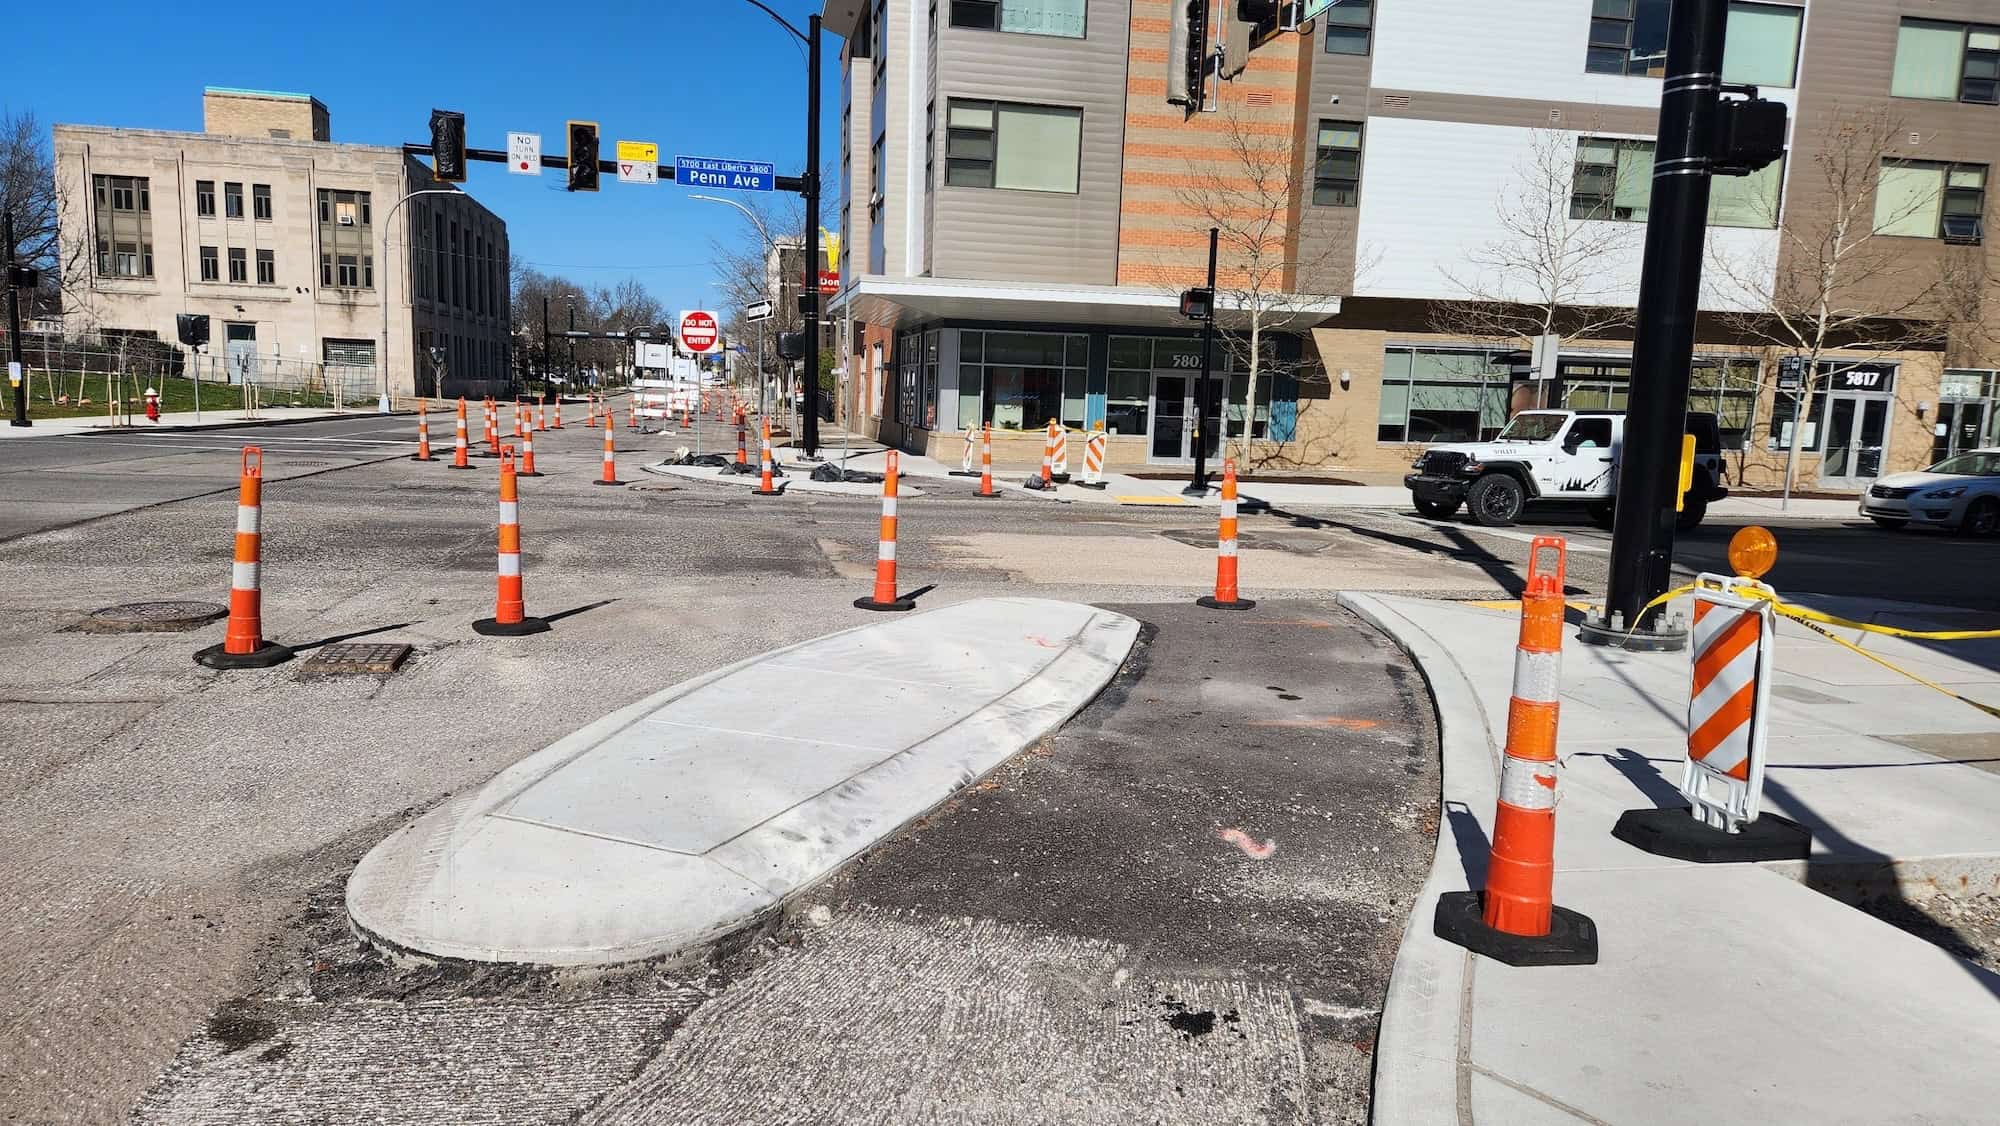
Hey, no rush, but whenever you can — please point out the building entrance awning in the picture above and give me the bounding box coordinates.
[829,276,1342,332]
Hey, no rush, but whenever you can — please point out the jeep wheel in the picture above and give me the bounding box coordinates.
[1413,496,1461,520]
[1466,474,1526,527]
[1675,494,1708,532]
[1586,500,1615,529]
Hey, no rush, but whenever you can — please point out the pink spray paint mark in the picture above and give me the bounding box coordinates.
[1218,827,1277,860]
[1025,635,1061,649]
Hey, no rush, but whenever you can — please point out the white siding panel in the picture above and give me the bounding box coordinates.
[1357,118,1777,312]
[1374,0,1662,106]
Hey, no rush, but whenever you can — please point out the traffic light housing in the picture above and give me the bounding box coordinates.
[429,109,467,183]
[776,331,806,361]
[1179,286,1215,321]
[566,120,600,192]
[175,313,210,347]
[4,265,37,290]
[1185,0,1209,112]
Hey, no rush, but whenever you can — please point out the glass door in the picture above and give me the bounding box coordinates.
[1150,375,1187,461]
[1819,394,1891,489]
[1935,400,1988,462]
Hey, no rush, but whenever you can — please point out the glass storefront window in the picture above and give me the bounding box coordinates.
[1378,348,1510,443]
[962,329,1087,430]
[1106,370,1149,436]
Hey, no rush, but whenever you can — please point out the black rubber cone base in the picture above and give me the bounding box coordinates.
[1197,595,1257,611]
[1076,481,1107,490]
[517,469,543,477]
[193,641,293,670]
[473,616,550,637]
[752,486,783,496]
[1611,806,1812,863]
[593,477,626,486]
[447,462,477,470]
[854,596,916,612]
[1433,891,1599,966]
[411,454,436,462]
[974,489,1002,498]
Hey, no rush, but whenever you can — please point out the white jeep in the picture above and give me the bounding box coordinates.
[1403,410,1729,529]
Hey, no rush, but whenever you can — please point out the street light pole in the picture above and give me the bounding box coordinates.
[1183,227,1219,497]
[802,11,824,459]
[4,211,29,428]
[379,188,461,410]
[566,297,578,389]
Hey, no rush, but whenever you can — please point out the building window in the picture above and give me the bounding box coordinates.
[1722,3,1803,89]
[195,180,216,218]
[948,0,1084,37]
[959,329,1088,431]
[199,245,219,282]
[253,183,272,221]
[317,188,373,289]
[1892,19,2000,104]
[1875,160,1987,243]
[1572,137,1782,228]
[256,249,275,285]
[1586,0,1669,76]
[224,182,243,219]
[944,99,1081,192]
[1313,121,1364,207]
[91,174,153,278]
[1323,0,1372,55]
[924,100,936,191]
[227,247,247,283]
[1378,349,1512,443]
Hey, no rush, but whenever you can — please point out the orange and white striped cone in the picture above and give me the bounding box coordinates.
[537,396,548,435]
[482,398,499,455]
[735,409,749,469]
[976,423,999,499]
[1197,459,1256,611]
[752,417,782,497]
[1434,537,1598,966]
[681,403,692,428]
[1023,420,1056,490]
[595,413,623,486]
[551,396,564,430]
[628,404,637,431]
[512,399,525,440]
[1078,422,1107,489]
[586,395,598,428]
[518,422,543,477]
[411,397,435,461]
[195,447,292,669]
[449,397,475,470]
[473,446,550,637]
[854,451,914,611]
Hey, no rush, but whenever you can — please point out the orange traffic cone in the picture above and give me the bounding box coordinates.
[512,399,524,439]
[1434,537,1598,966]
[411,397,435,461]
[976,423,998,498]
[449,397,475,470]
[735,407,749,469]
[1197,459,1254,611]
[551,395,564,430]
[854,451,914,611]
[752,417,781,496]
[483,398,499,455]
[195,447,292,668]
[518,422,543,477]
[473,446,549,637]
[595,413,623,486]
[537,395,548,435]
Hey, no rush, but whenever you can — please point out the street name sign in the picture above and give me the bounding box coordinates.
[508,132,541,175]
[674,156,776,192]
[679,309,723,355]
[617,140,659,185]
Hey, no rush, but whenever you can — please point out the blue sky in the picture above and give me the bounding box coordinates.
[9,0,841,313]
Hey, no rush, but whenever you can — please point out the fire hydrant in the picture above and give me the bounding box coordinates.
[144,387,161,423]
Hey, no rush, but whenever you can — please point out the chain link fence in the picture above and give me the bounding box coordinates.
[12,333,376,417]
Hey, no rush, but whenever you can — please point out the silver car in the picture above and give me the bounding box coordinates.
[1859,448,2000,534]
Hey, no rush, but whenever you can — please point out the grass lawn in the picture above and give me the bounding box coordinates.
[13,375,332,420]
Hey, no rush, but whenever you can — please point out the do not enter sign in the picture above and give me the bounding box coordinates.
[679,309,722,354]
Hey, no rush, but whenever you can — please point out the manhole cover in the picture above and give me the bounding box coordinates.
[81,600,229,633]
[298,642,413,678]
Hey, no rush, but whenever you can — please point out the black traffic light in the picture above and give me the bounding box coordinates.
[1710,96,1788,177]
[567,120,600,192]
[776,331,806,361]
[1179,286,1214,321]
[1185,0,1209,111]
[175,313,210,347]
[4,265,37,290]
[429,109,467,183]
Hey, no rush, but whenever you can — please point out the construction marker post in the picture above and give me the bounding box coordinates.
[1078,422,1107,489]
[1196,460,1255,610]
[1024,421,1056,490]
[1434,537,1598,966]
[752,417,781,496]
[482,398,499,455]
[595,414,623,486]
[194,447,292,669]
[473,447,549,637]
[855,451,914,611]
[518,422,543,476]
[449,398,474,469]
[552,395,564,430]
[537,395,548,435]
[953,427,979,476]
[1611,571,1809,862]
[977,423,998,498]
[411,397,435,461]
[512,399,524,439]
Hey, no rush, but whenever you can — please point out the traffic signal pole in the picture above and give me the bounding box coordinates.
[1183,227,1218,497]
[4,212,28,428]
[1582,0,1727,652]
[800,12,824,459]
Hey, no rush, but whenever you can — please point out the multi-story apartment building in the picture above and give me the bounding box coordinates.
[54,88,513,401]
[825,0,2000,494]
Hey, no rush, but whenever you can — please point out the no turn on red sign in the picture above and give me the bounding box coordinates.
[678,309,722,354]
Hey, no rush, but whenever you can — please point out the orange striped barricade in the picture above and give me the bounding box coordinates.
[854,451,914,611]
[1610,574,1810,862]
[1433,537,1598,966]
[752,417,781,497]
[952,426,979,476]
[473,446,549,637]
[1077,422,1107,489]
[194,447,293,669]
[1049,420,1071,482]
[634,378,671,433]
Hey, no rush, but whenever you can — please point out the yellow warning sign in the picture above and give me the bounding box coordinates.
[616,140,658,163]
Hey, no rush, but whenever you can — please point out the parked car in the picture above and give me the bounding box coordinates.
[1403,410,1729,529]
[1858,448,2000,535]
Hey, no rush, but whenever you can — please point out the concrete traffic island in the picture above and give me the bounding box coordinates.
[345,597,1140,966]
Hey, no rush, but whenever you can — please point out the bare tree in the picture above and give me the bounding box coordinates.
[1430,128,1642,393]
[1172,107,1340,467]
[1708,105,1967,495]
[1,108,90,321]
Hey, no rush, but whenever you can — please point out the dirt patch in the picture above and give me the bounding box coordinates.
[1856,894,2000,975]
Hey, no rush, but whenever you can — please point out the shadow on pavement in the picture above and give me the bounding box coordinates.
[287,622,417,653]
[1261,506,1535,596]
[1445,799,1490,889]
[541,598,619,625]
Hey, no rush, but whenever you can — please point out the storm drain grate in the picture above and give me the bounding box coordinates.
[80,600,229,633]
[298,642,413,677]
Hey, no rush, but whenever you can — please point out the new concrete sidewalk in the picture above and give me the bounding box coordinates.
[1345,590,2000,1126]
[0,404,366,437]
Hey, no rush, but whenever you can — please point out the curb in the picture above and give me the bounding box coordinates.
[1338,592,1500,1126]
[640,462,927,498]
